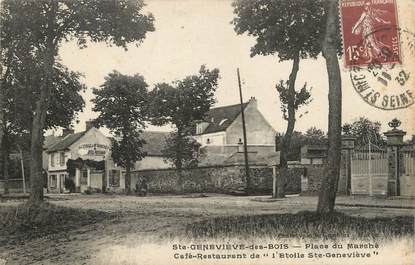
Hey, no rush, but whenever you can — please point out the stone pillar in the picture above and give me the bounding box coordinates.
[384,118,406,197]
[75,169,80,193]
[339,135,356,195]
[87,168,91,189]
[272,165,277,197]
[57,173,61,194]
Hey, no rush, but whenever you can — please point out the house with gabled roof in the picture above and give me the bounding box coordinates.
[45,120,170,193]
[193,97,279,166]
[193,97,276,146]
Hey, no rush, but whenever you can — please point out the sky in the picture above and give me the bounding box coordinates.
[57,0,415,138]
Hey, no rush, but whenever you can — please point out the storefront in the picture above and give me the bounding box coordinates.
[46,126,119,193]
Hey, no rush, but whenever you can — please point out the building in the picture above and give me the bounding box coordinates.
[193,97,279,166]
[134,131,171,170]
[193,97,276,146]
[46,122,111,193]
[107,131,171,193]
[45,121,170,193]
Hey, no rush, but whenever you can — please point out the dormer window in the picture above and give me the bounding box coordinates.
[219,119,228,126]
[196,121,209,135]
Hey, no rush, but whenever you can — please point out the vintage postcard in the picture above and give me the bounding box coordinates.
[0,0,414,264]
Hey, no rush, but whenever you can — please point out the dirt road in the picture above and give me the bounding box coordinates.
[0,194,413,264]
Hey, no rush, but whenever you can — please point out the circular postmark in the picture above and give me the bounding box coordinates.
[349,27,414,110]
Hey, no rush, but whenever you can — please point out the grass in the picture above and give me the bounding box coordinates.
[0,202,117,245]
[185,211,414,240]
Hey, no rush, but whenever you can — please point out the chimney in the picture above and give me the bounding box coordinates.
[62,128,74,137]
[249,96,257,107]
[85,120,96,131]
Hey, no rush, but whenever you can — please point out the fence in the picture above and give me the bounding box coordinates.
[401,151,415,197]
[0,178,28,193]
[351,150,388,196]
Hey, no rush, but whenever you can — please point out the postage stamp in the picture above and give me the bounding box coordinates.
[340,0,414,110]
[340,0,400,67]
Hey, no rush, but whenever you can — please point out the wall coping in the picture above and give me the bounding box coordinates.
[131,164,272,173]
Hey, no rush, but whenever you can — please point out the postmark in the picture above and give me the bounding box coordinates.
[340,0,414,110]
[349,28,414,110]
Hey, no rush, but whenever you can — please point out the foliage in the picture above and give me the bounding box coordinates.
[343,117,386,147]
[93,71,149,192]
[276,80,312,120]
[149,66,220,129]
[405,135,415,145]
[1,0,155,51]
[1,0,155,202]
[161,132,200,169]
[232,0,328,60]
[276,128,326,161]
[149,66,219,169]
[305,126,326,141]
[232,0,337,198]
[110,131,146,170]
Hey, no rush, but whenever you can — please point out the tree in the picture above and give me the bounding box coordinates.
[93,71,149,193]
[1,28,85,194]
[1,0,154,204]
[161,132,200,169]
[232,0,325,198]
[343,117,385,147]
[149,66,220,169]
[317,0,343,213]
[305,127,326,142]
[276,128,326,161]
[406,135,415,145]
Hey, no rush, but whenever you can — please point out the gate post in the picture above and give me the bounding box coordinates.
[384,118,406,197]
[341,129,356,196]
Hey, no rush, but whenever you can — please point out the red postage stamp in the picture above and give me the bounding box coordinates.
[340,0,401,67]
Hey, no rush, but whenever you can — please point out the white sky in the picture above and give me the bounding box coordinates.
[57,0,415,138]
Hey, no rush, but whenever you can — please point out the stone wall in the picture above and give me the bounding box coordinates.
[131,165,274,195]
[300,164,326,195]
[276,167,302,194]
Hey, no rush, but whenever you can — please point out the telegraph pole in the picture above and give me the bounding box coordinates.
[237,68,250,194]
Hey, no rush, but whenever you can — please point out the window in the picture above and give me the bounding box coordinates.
[80,170,88,185]
[60,152,65,166]
[206,138,210,144]
[50,175,57,188]
[50,153,55,167]
[219,119,228,126]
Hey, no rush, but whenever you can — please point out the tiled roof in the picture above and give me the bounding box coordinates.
[200,102,248,134]
[46,129,169,156]
[141,131,169,156]
[47,131,86,152]
[43,135,62,149]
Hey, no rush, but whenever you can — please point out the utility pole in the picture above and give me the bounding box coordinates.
[237,68,250,194]
[20,149,26,194]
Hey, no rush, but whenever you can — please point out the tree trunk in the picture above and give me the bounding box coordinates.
[317,0,342,213]
[0,53,12,154]
[28,1,57,205]
[2,138,9,195]
[125,160,131,194]
[175,130,183,170]
[274,52,300,198]
[0,96,4,155]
